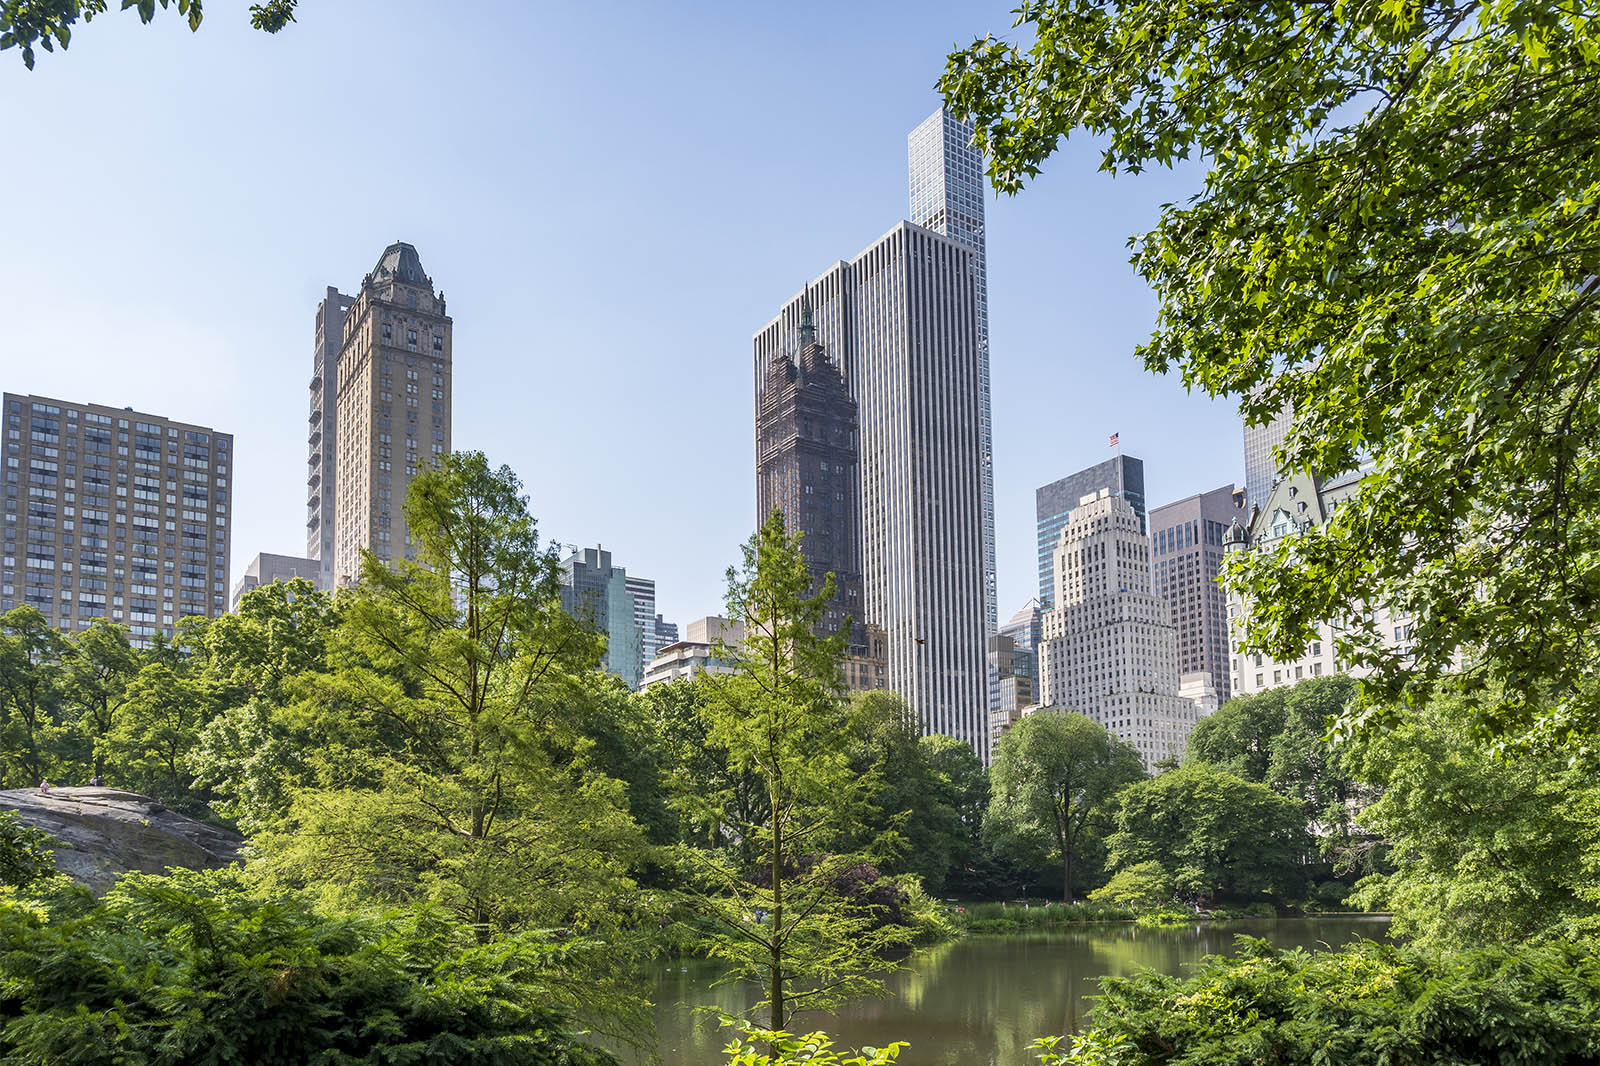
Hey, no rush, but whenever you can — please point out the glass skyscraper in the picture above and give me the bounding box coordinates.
[908,109,997,647]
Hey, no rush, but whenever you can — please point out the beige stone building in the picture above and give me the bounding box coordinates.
[331,243,452,584]
[2,394,232,645]
[1037,489,1203,770]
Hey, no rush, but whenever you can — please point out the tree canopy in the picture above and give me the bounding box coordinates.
[2,0,297,69]
[941,1,1600,746]
[985,710,1144,901]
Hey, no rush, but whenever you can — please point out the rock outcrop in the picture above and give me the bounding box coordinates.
[0,787,243,893]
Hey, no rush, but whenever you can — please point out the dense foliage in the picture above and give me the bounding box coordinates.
[1344,687,1600,949]
[0,871,614,1066]
[1068,936,1600,1066]
[0,810,54,888]
[942,1,1600,746]
[985,711,1143,900]
[1106,764,1311,905]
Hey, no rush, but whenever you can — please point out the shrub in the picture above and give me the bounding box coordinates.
[1057,937,1600,1065]
[722,1019,904,1065]
[0,870,616,1065]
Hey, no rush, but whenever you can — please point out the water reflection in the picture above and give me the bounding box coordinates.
[640,917,1389,1066]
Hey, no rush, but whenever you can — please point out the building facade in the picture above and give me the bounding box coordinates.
[1225,468,1415,696]
[641,615,743,690]
[560,545,643,690]
[652,615,678,649]
[307,286,353,590]
[1037,490,1201,770]
[331,242,452,585]
[624,574,663,684]
[756,301,867,642]
[753,219,989,760]
[231,552,318,611]
[1036,456,1146,608]
[909,108,997,647]
[1150,484,1247,707]
[1243,404,1293,510]
[2,394,232,645]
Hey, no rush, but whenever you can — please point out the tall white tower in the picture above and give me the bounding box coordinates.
[909,109,998,662]
[1037,490,1201,770]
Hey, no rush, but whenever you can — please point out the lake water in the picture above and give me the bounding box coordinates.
[640,916,1389,1066]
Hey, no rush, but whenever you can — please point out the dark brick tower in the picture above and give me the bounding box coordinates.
[755,298,864,641]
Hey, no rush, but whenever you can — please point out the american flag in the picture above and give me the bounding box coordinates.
[1109,432,1120,447]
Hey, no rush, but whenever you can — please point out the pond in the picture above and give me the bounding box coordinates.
[638,916,1389,1066]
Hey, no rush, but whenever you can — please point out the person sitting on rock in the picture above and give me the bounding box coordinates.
[38,778,51,794]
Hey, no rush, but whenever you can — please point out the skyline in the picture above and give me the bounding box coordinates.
[0,0,1239,629]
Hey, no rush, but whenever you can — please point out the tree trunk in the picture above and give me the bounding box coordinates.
[769,782,784,1031]
[1063,845,1072,904]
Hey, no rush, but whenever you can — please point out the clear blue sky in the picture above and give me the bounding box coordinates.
[0,0,1239,627]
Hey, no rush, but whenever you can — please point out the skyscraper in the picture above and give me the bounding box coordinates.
[754,220,988,760]
[560,545,642,690]
[1037,489,1200,770]
[1,393,233,646]
[909,109,996,644]
[756,301,866,642]
[1150,484,1246,707]
[624,574,668,684]
[1036,456,1146,608]
[1243,404,1292,510]
[331,242,453,584]
[307,286,353,590]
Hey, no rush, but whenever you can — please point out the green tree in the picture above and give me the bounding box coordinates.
[639,675,765,855]
[183,578,339,707]
[250,453,649,1032]
[942,2,1600,744]
[985,710,1144,901]
[59,619,139,781]
[1,0,298,69]
[0,606,68,788]
[843,691,974,893]
[1187,677,1377,875]
[1107,764,1311,904]
[1343,687,1600,949]
[1087,860,1172,912]
[686,511,912,1030]
[0,870,616,1065]
[97,662,214,806]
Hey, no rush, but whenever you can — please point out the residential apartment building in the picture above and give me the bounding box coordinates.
[641,615,743,690]
[753,218,989,760]
[306,286,353,590]
[560,545,643,690]
[1036,456,1146,608]
[1225,468,1415,696]
[331,242,452,584]
[1037,489,1202,770]
[2,394,232,645]
[1150,485,1247,707]
[231,552,318,611]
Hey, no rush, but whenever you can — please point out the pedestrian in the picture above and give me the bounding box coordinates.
[90,774,102,787]
[38,778,51,795]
